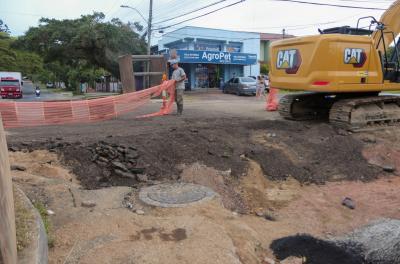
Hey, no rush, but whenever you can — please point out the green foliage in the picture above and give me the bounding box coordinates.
[260,63,270,74]
[0,32,17,70]
[33,202,54,248]
[0,32,46,82]
[13,12,146,91]
[14,190,34,252]
[0,19,10,33]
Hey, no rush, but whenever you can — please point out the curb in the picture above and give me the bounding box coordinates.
[15,187,48,264]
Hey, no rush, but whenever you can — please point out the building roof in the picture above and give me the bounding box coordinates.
[166,26,260,36]
[164,26,295,40]
[260,32,296,41]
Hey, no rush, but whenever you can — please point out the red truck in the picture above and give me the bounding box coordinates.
[0,72,23,99]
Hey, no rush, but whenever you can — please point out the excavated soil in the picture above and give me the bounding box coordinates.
[6,94,400,263]
[9,119,382,190]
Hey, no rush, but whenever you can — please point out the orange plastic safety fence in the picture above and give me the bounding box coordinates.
[0,80,176,128]
[266,88,279,111]
[136,80,176,118]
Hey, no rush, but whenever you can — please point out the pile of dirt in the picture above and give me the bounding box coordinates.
[247,121,381,184]
[8,118,383,189]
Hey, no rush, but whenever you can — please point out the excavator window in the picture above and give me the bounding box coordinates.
[319,26,373,36]
[378,33,400,82]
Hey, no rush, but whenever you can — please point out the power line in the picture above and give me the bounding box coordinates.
[155,0,246,30]
[157,9,367,37]
[334,0,392,2]
[269,0,387,10]
[153,0,228,25]
[153,0,197,18]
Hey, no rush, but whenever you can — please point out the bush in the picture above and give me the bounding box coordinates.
[260,64,269,75]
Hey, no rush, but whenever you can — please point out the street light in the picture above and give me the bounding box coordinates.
[121,2,153,88]
[120,5,148,24]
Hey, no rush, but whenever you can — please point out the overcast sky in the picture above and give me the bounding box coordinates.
[2,0,393,43]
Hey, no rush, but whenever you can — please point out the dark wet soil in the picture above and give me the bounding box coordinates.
[270,234,364,264]
[8,117,382,190]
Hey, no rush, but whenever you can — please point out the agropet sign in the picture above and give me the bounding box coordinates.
[176,49,257,65]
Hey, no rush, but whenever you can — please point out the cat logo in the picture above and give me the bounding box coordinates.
[344,48,365,65]
[276,49,301,74]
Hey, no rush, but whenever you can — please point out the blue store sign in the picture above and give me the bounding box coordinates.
[176,49,257,65]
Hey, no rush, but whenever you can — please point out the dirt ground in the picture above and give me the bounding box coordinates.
[6,91,400,263]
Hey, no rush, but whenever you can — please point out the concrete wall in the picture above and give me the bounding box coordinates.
[0,118,17,264]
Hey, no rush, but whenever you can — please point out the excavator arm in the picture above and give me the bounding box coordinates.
[372,0,400,53]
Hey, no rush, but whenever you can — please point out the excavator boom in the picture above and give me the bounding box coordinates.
[373,0,400,53]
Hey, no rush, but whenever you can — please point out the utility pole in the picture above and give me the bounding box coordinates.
[282,28,286,39]
[146,0,153,88]
[147,0,153,55]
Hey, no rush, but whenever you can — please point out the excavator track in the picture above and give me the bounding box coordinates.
[278,93,335,120]
[279,93,400,131]
[329,96,400,131]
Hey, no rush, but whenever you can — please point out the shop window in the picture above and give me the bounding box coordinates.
[195,64,209,88]
[195,43,221,51]
[226,43,242,53]
[169,43,189,50]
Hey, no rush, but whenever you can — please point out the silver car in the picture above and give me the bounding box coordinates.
[223,77,257,96]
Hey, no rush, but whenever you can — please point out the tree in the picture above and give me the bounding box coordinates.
[0,32,17,70]
[14,12,146,91]
[0,19,10,33]
[0,32,47,82]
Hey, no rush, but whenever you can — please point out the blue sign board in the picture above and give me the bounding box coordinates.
[176,49,257,65]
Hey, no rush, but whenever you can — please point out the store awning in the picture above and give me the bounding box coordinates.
[176,50,257,65]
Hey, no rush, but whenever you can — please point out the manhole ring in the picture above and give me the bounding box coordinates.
[139,183,216,208]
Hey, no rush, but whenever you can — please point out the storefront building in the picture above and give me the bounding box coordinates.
[158,26,260,89]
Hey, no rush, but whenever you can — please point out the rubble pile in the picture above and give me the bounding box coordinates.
[89,141,146,182]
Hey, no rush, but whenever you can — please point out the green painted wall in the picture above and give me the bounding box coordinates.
[260,40,271,62]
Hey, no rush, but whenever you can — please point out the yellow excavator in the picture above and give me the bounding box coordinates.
[269,0,400,131]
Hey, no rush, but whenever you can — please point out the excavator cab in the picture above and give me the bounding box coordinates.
[320,17,400,83]
[360,16,400,83]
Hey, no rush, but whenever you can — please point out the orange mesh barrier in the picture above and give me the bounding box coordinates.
[136,80,176,118]
[0,80,176,128]
[266,88,279,111]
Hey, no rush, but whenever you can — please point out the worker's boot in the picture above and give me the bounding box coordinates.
[177,105,183,115]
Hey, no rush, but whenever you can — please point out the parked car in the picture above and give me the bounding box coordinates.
[46,82,54,88]
[223,77,257,96]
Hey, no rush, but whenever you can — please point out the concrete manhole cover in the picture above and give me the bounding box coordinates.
[139,183,216,207]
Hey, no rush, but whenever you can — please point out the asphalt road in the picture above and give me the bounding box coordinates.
[2,81,69,102]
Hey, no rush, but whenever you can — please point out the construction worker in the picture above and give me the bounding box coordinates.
[170,60,186,115]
